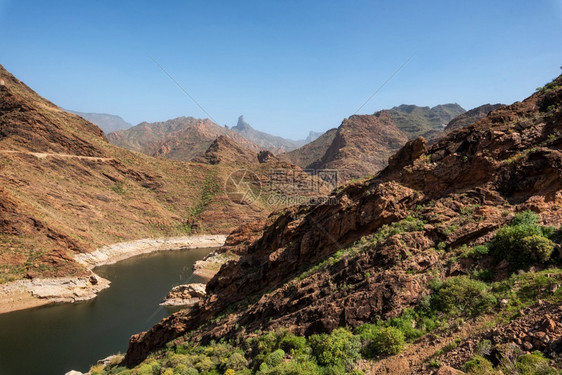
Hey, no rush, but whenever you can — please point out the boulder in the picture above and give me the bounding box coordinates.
[160,283,206,306]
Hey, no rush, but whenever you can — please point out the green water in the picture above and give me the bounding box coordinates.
[0,247,214,375]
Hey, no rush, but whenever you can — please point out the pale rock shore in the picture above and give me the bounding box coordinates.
[193,250,240,281]
[160,282,206,307]
[0,235,227,314]
[74,235,227,268]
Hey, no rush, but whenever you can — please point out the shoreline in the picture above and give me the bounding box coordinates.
[0,234,227,315]
[193,250,240,281]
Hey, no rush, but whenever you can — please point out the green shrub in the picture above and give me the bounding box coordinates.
[178,365,199,375]
[516,352,559,375]
[265,349,285,368]
[511,211,540,226]
[136,364,154,375]
[464,355,496,374]
[194,356,214,373]
[519,235,555,263]
[309,328,361,367]
[386,310,424,341]
[257,331,279,355]
[431,276,497,317]
[474,339,492,357]
[279,333,308,355]
[490,215,555,267]
[363,326,405,357]
[462,244,489,259]
[225,352,248,371]
[257,355,323,375]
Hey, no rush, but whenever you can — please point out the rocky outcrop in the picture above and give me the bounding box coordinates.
[444,103,504,133]
[388,137,427,170]
[257,150,278,163]
[309,112,409,181]
[160,283,206,306]
[384,103,466,139]
[192,136,257,165]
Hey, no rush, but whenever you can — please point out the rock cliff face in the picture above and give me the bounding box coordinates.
[384,103,466,139]
[192,135,258,165]
[444,103,504,133]
[124,75,562,367]
[309,112,409,181]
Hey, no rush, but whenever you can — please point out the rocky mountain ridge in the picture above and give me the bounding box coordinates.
[283,104,469,182]
[69,111,132,134]
[231,115,306,153]
[106,116,259,161]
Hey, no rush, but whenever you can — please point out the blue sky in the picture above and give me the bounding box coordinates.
[1,1,561,139]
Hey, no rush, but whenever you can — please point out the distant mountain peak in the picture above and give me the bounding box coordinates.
[230,116,305,153]
[234,115,253,131]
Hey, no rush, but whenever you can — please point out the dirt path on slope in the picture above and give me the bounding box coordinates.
[0,150,113,161]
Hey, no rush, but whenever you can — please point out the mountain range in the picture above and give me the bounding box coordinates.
[230,115,306,153]
[283,103,506,182]
[69,111,132,134]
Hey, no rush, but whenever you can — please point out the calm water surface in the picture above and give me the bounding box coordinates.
[0,247,214,375]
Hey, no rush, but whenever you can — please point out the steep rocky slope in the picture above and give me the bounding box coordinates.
[192,135,258,165]
[107,117,259,161]
[282,104,467,182]
[69,111,132,134]
[231,115,305,153]
[281,128,338,168]
[308,112,409,181]
[385,103,466,139]
[0,65,321,283]
[121,75,562,374]
[444,103,504,133]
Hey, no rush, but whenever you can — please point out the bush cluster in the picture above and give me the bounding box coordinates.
[490,211,556,268]
[430,276,497,317]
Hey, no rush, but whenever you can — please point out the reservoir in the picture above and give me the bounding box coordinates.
[0,247,214,375]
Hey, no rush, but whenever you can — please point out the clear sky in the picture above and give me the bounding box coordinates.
[1,0,561,139]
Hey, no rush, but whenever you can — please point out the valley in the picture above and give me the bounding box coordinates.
[1,5,561,373]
